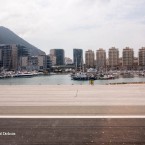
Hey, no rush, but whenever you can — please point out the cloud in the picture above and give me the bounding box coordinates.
[0,0,145,58]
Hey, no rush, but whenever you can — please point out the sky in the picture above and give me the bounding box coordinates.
[0,0,145,59]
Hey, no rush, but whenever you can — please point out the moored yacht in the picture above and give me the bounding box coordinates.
[14,72,33,78]
[71,72,89,80]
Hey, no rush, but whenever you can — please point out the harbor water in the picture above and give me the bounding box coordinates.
[0,74,145,85]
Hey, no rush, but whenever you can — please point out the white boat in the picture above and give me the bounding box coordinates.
[71,72,89,80]
[14,72,33,78]
[99,74,115,80]
[31,71,39,76]
[0,75,4,79]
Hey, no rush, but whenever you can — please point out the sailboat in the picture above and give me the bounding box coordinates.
[71,56,89,80]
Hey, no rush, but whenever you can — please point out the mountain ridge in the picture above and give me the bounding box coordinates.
[0,26,45,56]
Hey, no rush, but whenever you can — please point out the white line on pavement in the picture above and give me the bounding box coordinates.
[1,115,145,118]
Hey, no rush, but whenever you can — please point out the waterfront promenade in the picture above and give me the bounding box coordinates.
[0,84,145,116]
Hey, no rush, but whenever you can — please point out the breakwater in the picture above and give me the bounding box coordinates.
[107,82,145,85]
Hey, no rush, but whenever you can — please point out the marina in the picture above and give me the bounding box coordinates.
[1,1,145,144]
[0,72,145,85]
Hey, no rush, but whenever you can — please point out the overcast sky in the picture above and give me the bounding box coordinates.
[0,0,145,59]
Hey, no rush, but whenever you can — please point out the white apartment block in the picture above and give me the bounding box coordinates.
[108,47,119,68]
[123,47,134,69]
[85,50,95,68]
[139,47,145,67]
[96,48,106,69]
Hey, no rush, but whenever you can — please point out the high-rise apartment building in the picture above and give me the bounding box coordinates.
[122,47,134,69]
[50,49,65,65]
[0,44,18,70]
[139,47,145,68]
[0,44,29,71]
[73,49,83,68]
[96,48,106,69]
[49,54,56,66]
[108,47,119,69]
[85,50,95,68]
[11,44,18,70]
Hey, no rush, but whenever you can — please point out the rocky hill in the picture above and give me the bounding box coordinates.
[0,26,45,56]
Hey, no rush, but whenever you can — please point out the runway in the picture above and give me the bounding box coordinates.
[0,85,145,116]
[0,118,145,145]
[0,85,145,144]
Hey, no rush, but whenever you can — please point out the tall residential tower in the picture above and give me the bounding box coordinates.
[96,48,106,70]
[122,47,134,70]
[108,47,119,69]
[50,49,65,65]
[85,50,95,68]
[73,49,83,68]
[139,47,145,69]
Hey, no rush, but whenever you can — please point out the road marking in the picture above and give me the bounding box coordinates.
[1,115,145,118]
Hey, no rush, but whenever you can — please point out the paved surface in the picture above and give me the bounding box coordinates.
[0,118,145,145]
[0,85,145,116]
[0,84,145,115]
[0,85,145,144]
